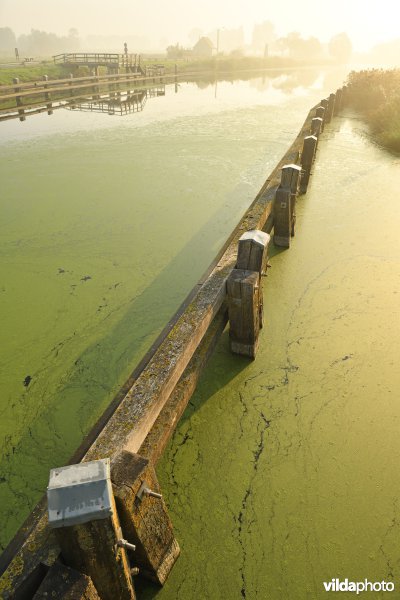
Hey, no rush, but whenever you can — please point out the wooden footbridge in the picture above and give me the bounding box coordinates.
[53,53,148,75]
[0,85,347,599]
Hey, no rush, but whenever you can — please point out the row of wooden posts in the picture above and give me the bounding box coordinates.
[227,85,347,359]
[7,86,346,599]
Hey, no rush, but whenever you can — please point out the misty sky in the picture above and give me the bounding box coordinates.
[1,0,399,51]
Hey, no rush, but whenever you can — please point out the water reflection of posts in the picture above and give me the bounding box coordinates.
[227,231,270,358]
[273,164,301,248]
[13,77,26,122]
[42,75,53,115]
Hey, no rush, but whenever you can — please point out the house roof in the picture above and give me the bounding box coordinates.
[193,37,214,50]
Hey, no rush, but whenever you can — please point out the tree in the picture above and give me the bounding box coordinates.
[329,32,352,64]
[0,27,17,53]
[277,32,323,61]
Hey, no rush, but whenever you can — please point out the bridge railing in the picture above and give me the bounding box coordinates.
[53,52,121,64]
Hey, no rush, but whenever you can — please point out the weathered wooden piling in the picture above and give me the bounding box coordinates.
[311,116,323,137]
[13,77,25,121]
[227,230,270,358]
[299,135,318,194]
[325,93,335,122]
[315,106,325,131]
[33,562,100,599]
[273,164,301,247]
[334,88,343,115]
[227,269,262,358]
[111,451,180,585]
[47,459,135,600]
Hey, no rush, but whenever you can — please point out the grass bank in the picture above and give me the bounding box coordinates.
[347,69,400,153]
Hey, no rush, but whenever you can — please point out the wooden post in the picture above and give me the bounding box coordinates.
[315,105,325,131]
[334,87,343,114]
[33,562,101,599]
[336,86,347,112]
[273,164,301,247]
[227,269,262,358]
[47,459,136,600]
[111,451,180,586]
[299,135,317,194]
[42,75,53,115]
[311,116,323,137]
[325,92,335,122]
[236,230,270,275]
[13,77,25,122]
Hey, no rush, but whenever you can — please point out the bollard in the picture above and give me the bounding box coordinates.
[341,85,348,108]
[334,88,343,115]
[47,459,135,600]
[111,451,180,586]
[227,268,262,358]
[236,230,270,275]
[325,93,336,122]
[13,77,26,122]
[311,117,323,138]
[315,106,325,131]
[33,562,101,599]
[299,135,317,194]
[273,164,301,247]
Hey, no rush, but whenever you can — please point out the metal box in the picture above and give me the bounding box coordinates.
[47,458,113,529]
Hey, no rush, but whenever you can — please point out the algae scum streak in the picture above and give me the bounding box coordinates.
[1,68,399,599]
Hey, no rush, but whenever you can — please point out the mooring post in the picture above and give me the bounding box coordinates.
[311,116,323,138]
[236,229,271,275]
[325,92,336,122]
[299,135,317,194]
[320,97,329,113]
[47,459,136,600]
[341,85,348,108]
[227,230,270,358]
[334,88,343,115]
[227,268,262,358]
[42,75,53,115]
[13,77,25,122]
[315,105,325,131]
[111,451,180,586]
[273,163,301,247]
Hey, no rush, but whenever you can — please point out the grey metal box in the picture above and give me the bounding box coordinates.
[47,458,113,529]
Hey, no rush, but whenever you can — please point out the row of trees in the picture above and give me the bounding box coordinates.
[277,31,352,63]
[0,27,80,56]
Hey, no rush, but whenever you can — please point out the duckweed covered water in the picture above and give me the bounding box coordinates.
[142,117,400,599]
[0,69,348,552]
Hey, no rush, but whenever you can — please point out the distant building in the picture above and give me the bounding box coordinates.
[193,37,214,57]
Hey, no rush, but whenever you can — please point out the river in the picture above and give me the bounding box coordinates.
[0,67,355,563]
[140,103,400,598]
